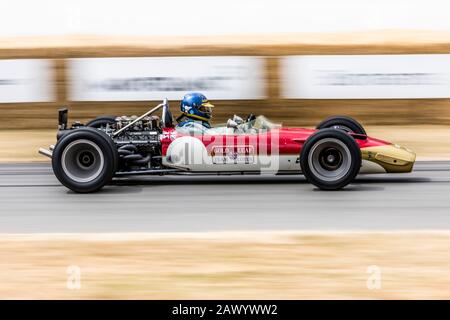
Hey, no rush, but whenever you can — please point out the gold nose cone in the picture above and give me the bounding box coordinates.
[362,144,416,173]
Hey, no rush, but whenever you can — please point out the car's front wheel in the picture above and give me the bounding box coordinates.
[52,127,118,193]
[316,115,366,135]
[300,129,361,190]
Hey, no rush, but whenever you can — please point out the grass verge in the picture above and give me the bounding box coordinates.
[1,231,450,299]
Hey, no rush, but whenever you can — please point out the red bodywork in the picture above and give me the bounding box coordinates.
[160,127,391,157]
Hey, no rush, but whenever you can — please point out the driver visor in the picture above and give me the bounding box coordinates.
[198,101,214,114]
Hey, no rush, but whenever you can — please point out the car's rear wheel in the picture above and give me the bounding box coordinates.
[316,115,366,135]
[86,115,116,128]
[52,127,118,193]
[300,129,361,190]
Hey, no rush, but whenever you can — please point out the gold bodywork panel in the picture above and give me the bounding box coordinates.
[361,144,416,173]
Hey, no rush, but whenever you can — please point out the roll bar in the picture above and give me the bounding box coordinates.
[112,98,168,137]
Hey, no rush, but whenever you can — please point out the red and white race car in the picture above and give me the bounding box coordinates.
[39,99,416,193]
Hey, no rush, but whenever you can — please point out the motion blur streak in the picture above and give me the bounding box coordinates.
[1,232,450,299]
[1,0,450,36]
[0,162,449,232]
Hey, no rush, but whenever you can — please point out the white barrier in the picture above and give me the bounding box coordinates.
[0,59,54,103]
[3,55,450,104]
[281,54,450,99]
[68,57,266,101]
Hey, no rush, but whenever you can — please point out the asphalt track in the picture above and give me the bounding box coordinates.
[0,162,449,232]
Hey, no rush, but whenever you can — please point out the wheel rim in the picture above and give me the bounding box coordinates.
[61,139,105,183]
[308,138,352,182]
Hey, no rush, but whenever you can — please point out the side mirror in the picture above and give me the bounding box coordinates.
[227,119,238,128]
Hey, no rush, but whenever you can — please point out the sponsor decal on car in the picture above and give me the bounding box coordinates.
[211,146,255,165]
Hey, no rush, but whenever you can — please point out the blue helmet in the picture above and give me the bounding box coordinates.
[180,92,214,121]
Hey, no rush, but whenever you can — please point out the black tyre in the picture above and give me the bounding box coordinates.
[316,115,366,135]
[300,129,361,190]
[52,127,118,193]
[86,115,116,128]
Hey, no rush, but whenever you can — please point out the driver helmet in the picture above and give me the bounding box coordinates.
[180,92,214,122]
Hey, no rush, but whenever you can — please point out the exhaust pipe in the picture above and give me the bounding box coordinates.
[38,147,53,159]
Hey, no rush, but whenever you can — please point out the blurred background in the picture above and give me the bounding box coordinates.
[2,0,450,161]
[3,0,450,36]
[2,0,450,299]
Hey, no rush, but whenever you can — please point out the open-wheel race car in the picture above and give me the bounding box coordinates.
[39,98,416,193]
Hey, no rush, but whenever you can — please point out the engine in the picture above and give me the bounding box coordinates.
[104,115,162,171]
[114,115,159,132]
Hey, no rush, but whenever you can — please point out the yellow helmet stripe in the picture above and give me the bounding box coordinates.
[182,112,209,121]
